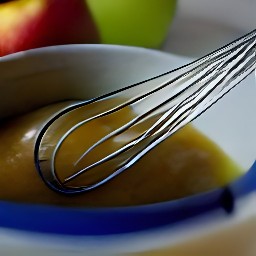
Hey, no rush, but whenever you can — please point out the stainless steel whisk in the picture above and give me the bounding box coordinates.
[35,29,256,194]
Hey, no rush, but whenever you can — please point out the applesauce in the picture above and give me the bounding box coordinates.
[0,101,242,207]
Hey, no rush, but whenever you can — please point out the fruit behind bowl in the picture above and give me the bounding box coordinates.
[0,0,100,56]
[0,0,177,56]
[87,0,177,48]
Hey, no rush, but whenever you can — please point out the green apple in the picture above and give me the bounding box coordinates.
[87,0,177,48]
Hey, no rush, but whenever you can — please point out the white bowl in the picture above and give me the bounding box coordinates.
[0,44,255,256]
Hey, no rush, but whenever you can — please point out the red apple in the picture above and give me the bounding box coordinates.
[0,0,99,56]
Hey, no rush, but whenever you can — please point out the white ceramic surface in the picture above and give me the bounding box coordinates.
[0,44,255,256]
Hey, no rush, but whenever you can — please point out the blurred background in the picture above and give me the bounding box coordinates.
[164,0,256,57]
[0,0,255,58]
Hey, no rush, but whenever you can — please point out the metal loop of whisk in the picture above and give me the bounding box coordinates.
[35,29,256,194]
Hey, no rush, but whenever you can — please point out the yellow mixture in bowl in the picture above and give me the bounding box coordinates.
[0,101,242,207]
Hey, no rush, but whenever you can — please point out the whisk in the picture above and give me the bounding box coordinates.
[35,29,256,194]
